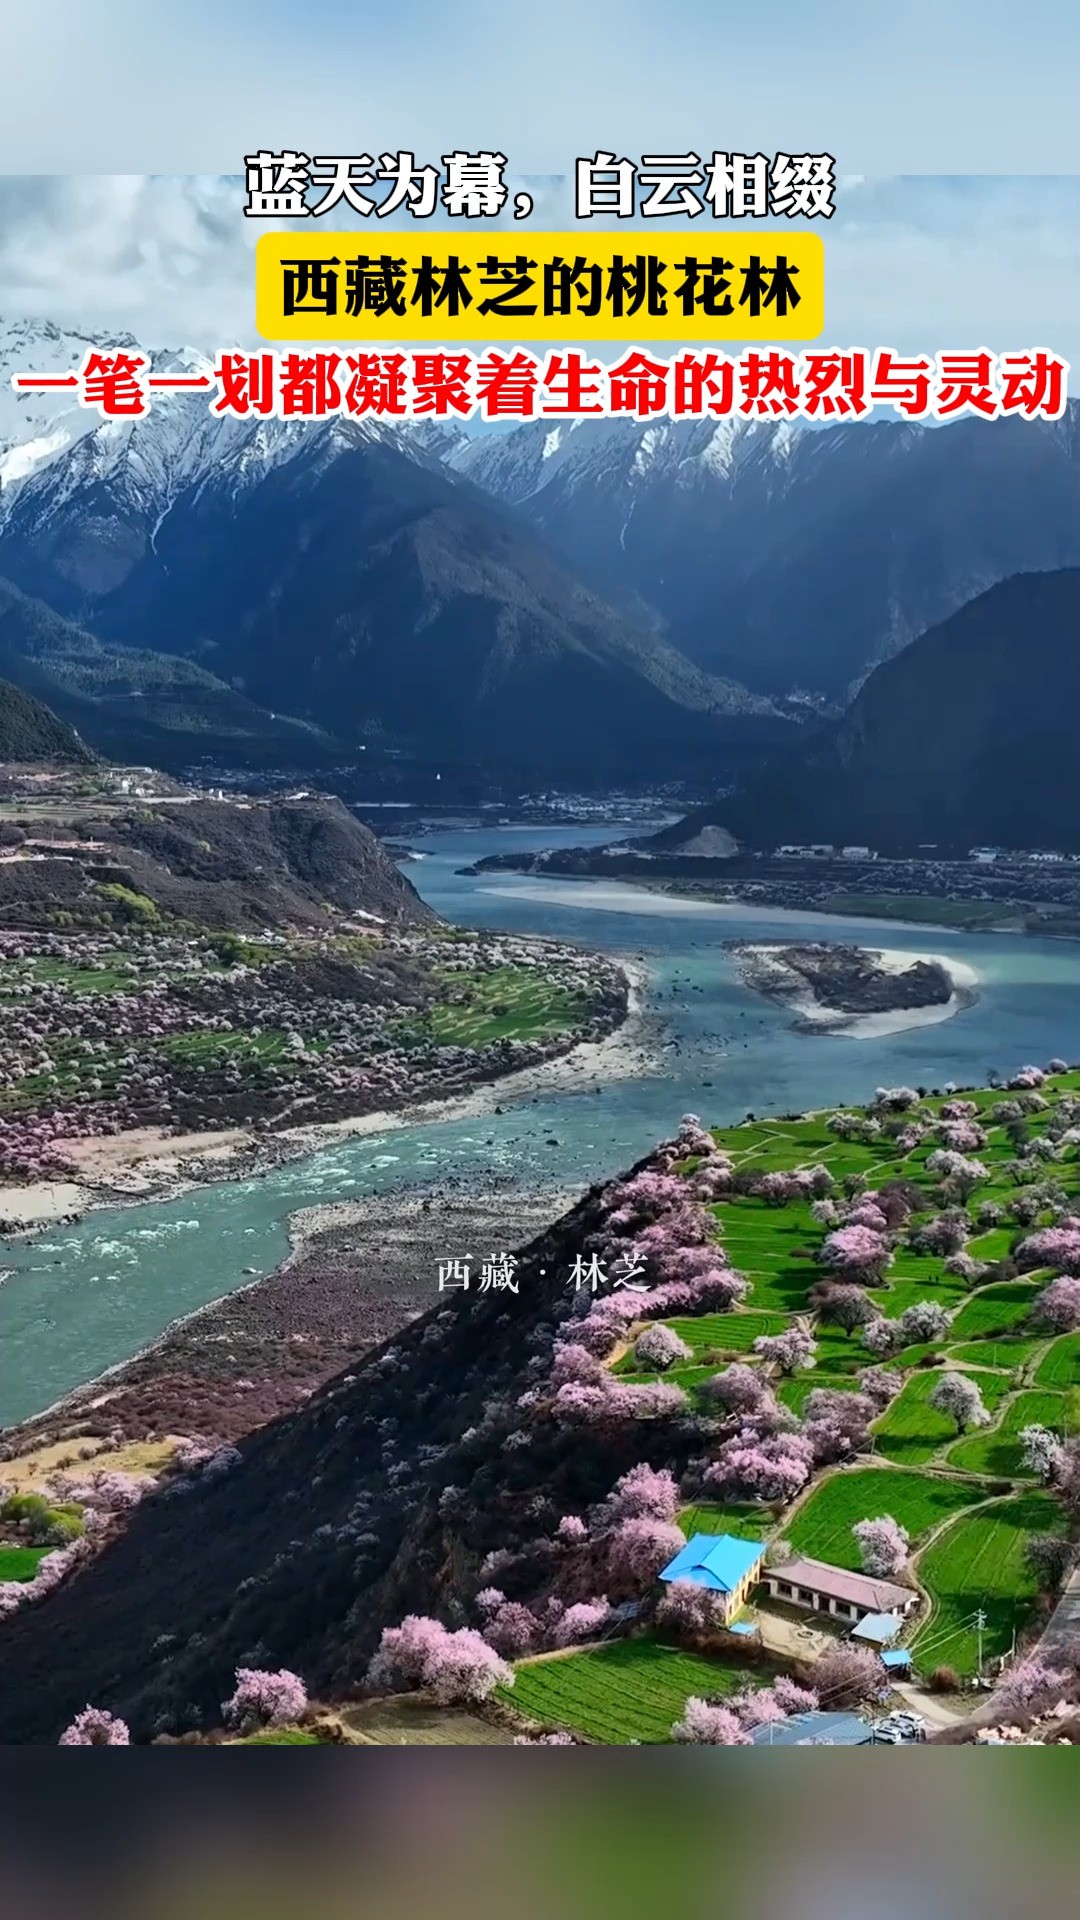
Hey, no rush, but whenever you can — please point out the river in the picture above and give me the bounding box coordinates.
[1,823,1077,1426]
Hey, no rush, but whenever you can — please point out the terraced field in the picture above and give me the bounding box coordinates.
[1036,1333,1080,1390]
[615,1310,791,1394]
[948,1284,1044,1341]
[914,1492,1065,1676]
[786,1469,980,1569]
[501,1639,758,1744]
[947,1389,1075,1478]
[945,1339,1047,1373]
[873,1368,1012,1466]
[867,1277,970,1320]
[516,1069,1080,1729]
[777,1373,859,1415]
[421,967,590,1046]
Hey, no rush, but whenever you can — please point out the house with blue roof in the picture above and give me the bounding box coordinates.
[750,1710,873,1747]
[658,1533,765,1623]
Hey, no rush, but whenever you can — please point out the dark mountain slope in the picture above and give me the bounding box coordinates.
[0,424,787,781]
[0,575,332,761]
[455,410,1080,695]
[650,569,1080,854]
[0,1184,681,1743]
[0,676,93,763]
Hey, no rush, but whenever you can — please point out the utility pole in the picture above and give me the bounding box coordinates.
[975,1607,987,1681]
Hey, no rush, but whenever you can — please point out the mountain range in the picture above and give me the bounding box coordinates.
[0,322,785,781]
[0,318,1078,782]
[453,410,1080,696]
[649,569,1080,853]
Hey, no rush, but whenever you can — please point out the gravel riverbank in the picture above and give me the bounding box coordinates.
[0,1175,575,1456]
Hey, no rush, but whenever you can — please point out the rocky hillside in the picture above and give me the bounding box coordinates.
[650,570,1080,854]
[0,788,436,932]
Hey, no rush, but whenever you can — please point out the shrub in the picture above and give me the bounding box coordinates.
[928,1666,961,1695]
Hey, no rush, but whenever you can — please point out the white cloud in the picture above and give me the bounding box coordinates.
[0,173,1075,380]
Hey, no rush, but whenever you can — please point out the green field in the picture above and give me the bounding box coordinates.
[817,894,1011,931]
[945,1339,1047,1373]
[615,1310,791,1385]
[413,967,590,1048]
[868,1277,970,1320]
[947,1284,1043,1342]
[777,1374,859,1416]
[872,1368,1012,1466]
[786,1469,979,1570]
[678,1502,770,1541]
[914,1492,1065,1676]
[0,1546,49,1581]
[1036,1333,1080,1390]
[947,1390,1075,1478]
[234,1729,320,1746]
[501,1639,759,1744]
[0,956,137,995]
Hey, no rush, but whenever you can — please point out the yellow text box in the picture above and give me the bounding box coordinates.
[255,230,823,341]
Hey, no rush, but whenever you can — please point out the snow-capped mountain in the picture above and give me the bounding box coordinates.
[0,317,137,484]
[453,408,1080,696]
[0,317,438,598]
[0,316,785,779]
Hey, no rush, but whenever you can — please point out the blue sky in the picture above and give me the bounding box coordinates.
[1,1,1078,173]
[0,173,1076,381]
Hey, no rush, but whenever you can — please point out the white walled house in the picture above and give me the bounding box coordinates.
[763,1555,917,1626]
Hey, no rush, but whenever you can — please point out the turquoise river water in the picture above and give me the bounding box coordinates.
[1,823,1077,1425]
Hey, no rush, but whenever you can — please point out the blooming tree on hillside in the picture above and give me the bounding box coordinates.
[812,1282,876,1337]
[601,1463,681,1525]
[811,1643,884,1709]
[897,1301,953,1344]
[1029,1275,1080,1330]
[753,1326,816,1375]
[704,1431,815,1504]
[633,1323,692,1370]
[853,1515,910,1577]
[992,1655,1069,1722]
[671,1698,751,1744]
[819,1225,893,1284]
[59,1706,130,1745]
[604,1517,686,1591]
[368,1616,513,1705]
[1018,1424,1066,1484]
[655,1579,728,1639]
[928,1371,990,1434]
[223,1667,309,1733]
